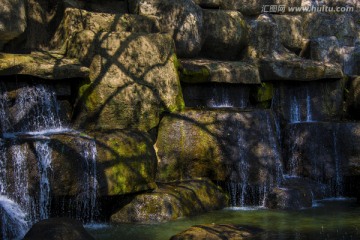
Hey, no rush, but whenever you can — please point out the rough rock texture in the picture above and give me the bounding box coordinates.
[0,52,89,79]
[284,122,360,181]
[259,58,343,81]
[180,59,260,84]
[273,15,304,52]
[65,0,128,14]
[91,130,157,195]
[346,77,360,119]
[272,80,344,123]
[170,224,262,240]
[265,187,312,210]
[245,14,293,59]
[201,10,247,60]
[303,13,357,46]
[0,0,26,49]
[310,37,358,76]
[110,180,228,223]
[52,8,160,53]
[23,218,94,240]
[155,109,282,187]
[129,0,203,58]
[74,32,184,131]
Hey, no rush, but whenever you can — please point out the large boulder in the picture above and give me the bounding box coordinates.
[265,187,312,210]
[245,14,294,59]
[201,10,247,60]
[155,109,282,188]
[273,15,305,52]
[0,0,26,50]
[272,80,344,123]
[303,13,357,46]
[52,8,160,54]
[170,224,262,240]
[23,218,94,240]
[129,0,203,58]
[110,180,228,223]
[219,0,271,15]
[73,32,184,131]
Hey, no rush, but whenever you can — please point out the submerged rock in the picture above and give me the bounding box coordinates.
[170,224,262,240]
[265,187,312,210]
[110,179,228,223]
[23,218,94,240]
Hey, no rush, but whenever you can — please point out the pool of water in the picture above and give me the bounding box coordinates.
[86,198,360,240]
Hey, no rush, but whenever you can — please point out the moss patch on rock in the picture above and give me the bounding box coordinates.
[110,179,228,223]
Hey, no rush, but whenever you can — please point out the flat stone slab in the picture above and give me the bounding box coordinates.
[180,59,260,84]
[0,52,89,79]
[259,58,343,81]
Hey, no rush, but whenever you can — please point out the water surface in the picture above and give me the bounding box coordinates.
[87,199,360,240]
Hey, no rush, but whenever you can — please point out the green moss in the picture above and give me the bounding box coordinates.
[253,82,274,102]
[180,67,210,83]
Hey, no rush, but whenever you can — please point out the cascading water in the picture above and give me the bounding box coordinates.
[0,83,99,239]
[332,127,343,197]
[290,96,301,123]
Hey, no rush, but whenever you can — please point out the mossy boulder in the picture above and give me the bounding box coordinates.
[51,8,160,52]
[91,130,157,195]
[170,224,262,240]
[110,180,228,223]
[0,0,26,49]
[129,0,203,58]
[201,10,247,60]
[155,109,282,187]
[74,32,184,131]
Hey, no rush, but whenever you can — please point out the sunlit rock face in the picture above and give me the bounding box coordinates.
[0,0,26,50]
[73,32,184,131]
[52,8,160,58]
[129,0,203,58]
[155,109,282,188]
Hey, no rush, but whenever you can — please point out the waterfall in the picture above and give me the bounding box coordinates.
[0,195,29,240]
[210,86,233,108]
[0,83,99,238]
[76,139,98,222]
[306,90,312,122]
[35,140,52,220]
[332,127,343,197]
[290,96,301,123]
